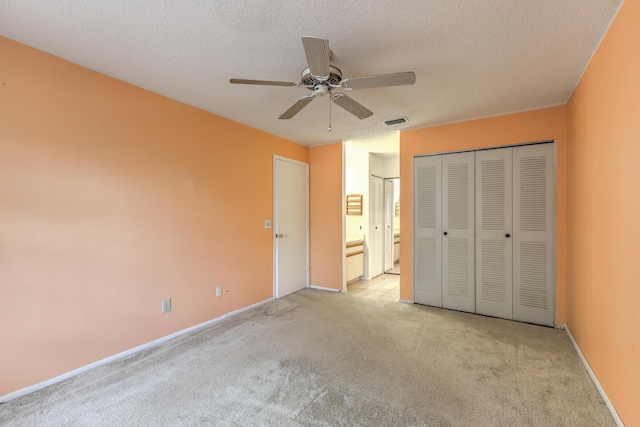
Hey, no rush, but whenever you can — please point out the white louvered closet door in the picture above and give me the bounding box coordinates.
[513,144,555,326]
[475,148,513,320]
[413,156,442,307]
[442,152,475,312]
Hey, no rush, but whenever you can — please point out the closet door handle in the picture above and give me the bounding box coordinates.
[505,233,510,238]
[443,231,448,236]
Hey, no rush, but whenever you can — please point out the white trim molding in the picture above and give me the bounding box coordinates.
[563,325,625,427]
[309,285,341,292]
[0,298,273,404]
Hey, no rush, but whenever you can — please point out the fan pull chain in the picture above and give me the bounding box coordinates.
[328,95,332,132]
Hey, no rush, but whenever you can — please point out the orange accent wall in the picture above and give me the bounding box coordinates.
[0,36,308,396]
[309,143,344,290]
[566,0,640,424]
[399,106,567,324]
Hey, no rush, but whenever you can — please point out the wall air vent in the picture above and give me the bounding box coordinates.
[384,117,408,126]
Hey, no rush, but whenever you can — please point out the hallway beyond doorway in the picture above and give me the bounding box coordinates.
[385,260,400,275]
[347,273,399,302]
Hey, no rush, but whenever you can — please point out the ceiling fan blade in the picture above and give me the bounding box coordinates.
[279,97,314,119]
[302,36,330,79]
[332,93,373,119]
[341,72,416,90]
[230,78,298,87]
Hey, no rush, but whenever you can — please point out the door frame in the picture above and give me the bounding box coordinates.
[384,178,397,272]
[273,155,310,299]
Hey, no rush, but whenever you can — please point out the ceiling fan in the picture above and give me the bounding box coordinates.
[230,37,416,124]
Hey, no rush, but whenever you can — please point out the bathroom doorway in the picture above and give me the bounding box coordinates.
[344,135,400,301]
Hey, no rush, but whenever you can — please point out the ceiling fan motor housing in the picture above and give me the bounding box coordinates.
[301,65,342,89]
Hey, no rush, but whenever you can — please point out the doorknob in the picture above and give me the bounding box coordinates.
[443,231,448,236]
[505,233,510,238]
[275,233,286,238]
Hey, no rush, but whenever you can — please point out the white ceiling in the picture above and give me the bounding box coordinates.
[0,0,622,146]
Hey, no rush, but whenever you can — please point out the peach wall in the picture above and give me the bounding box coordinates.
[309,142,344,290]
[0,36,308,396]
[399,106,567,324]
[566,0,640,424]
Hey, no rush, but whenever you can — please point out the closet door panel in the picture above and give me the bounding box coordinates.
[513,144,554,326]
[475,148,513,320]
[442,152,475,312]
[384,179,395,272]
[413,156,442,307]
[369,176,384,279]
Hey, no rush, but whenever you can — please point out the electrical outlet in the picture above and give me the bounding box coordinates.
[162,298,171,313]
[216,286,223,297]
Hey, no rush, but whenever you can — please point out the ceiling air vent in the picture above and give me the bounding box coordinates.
[384,117,408,126]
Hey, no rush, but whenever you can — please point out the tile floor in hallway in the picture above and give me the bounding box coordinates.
[346,273,400,302]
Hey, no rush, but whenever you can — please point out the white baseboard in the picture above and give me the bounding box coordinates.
[309,285,341,292]
[399,299,413,304]
[563,325,625,427]
[0,297,273,404]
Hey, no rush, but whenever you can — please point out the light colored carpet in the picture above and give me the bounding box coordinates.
[0,289,614,426]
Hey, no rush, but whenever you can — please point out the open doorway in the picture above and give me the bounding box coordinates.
[344,136,400,302]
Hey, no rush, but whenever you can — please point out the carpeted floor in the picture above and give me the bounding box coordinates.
[0,289,614,426]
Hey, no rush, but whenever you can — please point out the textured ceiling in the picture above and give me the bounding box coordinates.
[0,0,623,146]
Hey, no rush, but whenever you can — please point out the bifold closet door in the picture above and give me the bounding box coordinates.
[513,144,554,326]
[442,152,475,312]
[413,156,442,306]
[475,148,513,320]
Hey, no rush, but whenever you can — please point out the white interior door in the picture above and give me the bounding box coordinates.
[368,176,384,278]
[384,179,395,272]
[442,152,475,312]
[513,144,555,326]
[413,156,442,307]
[274,157,308,298]
[475,148,513,319]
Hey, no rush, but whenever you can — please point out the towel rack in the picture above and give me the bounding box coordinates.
[346,194,363,215]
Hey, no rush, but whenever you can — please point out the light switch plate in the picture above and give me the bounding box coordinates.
[264,219,272,229]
